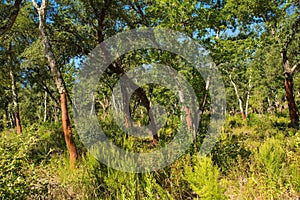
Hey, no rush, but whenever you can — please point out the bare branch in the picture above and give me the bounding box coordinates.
[41,0,46,9]
[291,60,300,74]
[32,0,39,9]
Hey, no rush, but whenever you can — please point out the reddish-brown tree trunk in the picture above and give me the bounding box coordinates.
[281,44,300,127]
[241,111,246,121]
[60,93,78,168]
[284,73,299,127]
[15,112,22,134]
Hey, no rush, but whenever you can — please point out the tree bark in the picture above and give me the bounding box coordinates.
[165,65,194,140]
[229,74,246,120]
[284,72,299,127]
[8,45,22,134]
[281,47,300,127]
[33,0,78,168]
[43,91,47,122]
[278,17,300,127]
[245,75,252,117]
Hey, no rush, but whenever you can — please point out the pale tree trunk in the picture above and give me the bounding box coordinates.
[32,0,78,168]
[53,106,59,122]
[8,46,22,134]
[90,92,95,116]
[44,91,47,123]
[245,75,252,117]
[229,74,246,120]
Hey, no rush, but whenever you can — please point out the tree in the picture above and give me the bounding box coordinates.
[8,42,22,133]
[224,0,300,126]
[32,0,78,168]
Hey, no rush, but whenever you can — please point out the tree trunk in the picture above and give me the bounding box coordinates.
[245,75,252,117]
[44,91,47,123]
[198,63,213,144]
[60,92,78,167]
[33,0,78,168]
[284,72,299,127]
[281,46,300,127]
[54,106,59,122]
[229,74,246,120]
[8,47,22,134]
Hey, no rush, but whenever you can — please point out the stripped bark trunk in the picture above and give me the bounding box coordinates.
[88,0,159,144]
[277,17,300,127]
[33,0,78,168]
[281,47,300,127]
[284,72,298,127]
[8,45,22,134]
[135,89,158,144]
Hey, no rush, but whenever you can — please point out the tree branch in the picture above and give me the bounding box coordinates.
[0,0,22,36]
[282,17,300,52]
[291,60,300,74]
[32,0,39,9]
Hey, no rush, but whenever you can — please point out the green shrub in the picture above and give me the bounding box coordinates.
[212,133,251,173]
[255,138,285,178]
[248,138,286,199]
[0,131,48,199]
[184,155,226,200]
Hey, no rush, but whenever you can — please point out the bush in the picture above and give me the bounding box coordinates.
[184,155,226,200]
[0,131,48,199]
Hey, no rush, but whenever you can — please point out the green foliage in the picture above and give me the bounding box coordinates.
[184,155,226,200]
[254,138,286,178]
[0,130,48,199]
[1,115,300,199]
[1,0,300,199]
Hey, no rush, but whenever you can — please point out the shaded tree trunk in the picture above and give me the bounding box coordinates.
[281,49,300,127]
[284,72,299,127]
[120,75,159,145]
[33,0,78,168]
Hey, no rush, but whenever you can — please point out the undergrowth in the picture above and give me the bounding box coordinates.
[0,115,299,199]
